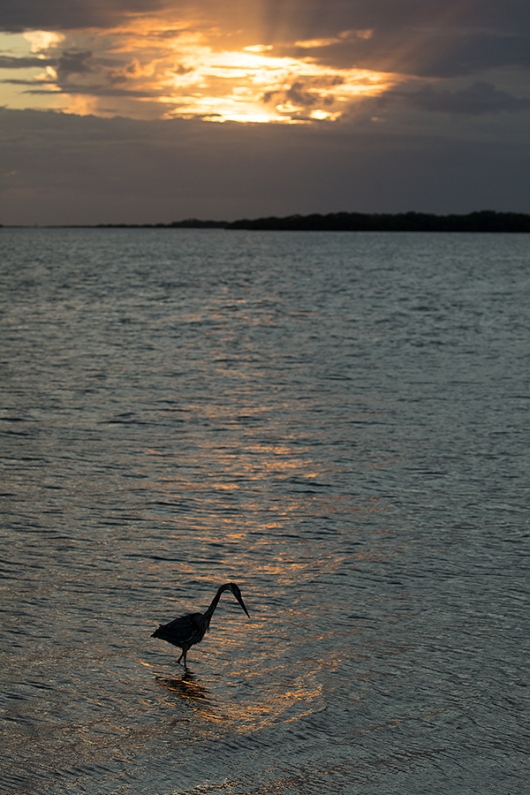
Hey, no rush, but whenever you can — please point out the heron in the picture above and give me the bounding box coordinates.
[151,583,250,667]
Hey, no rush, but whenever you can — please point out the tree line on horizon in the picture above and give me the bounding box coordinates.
[7,210,527,231]
[94,210,530,232]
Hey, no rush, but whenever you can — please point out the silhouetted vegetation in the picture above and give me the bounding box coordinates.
[9,211,529,231]
[221,211,530,232]
[169,218,227,228]
[163,211,530,232]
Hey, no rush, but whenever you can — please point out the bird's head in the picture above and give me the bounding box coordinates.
[224,582,250,617]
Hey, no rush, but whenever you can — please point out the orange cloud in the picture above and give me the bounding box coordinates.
[2,17,404,123]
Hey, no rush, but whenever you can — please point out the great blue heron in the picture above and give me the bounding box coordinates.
[151,583,250,667]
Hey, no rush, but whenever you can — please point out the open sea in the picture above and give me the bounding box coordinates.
[1,228,529,794]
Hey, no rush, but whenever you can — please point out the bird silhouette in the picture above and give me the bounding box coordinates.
[151,583,250,667]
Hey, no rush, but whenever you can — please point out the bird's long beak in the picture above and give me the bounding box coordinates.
[236,593,250,618]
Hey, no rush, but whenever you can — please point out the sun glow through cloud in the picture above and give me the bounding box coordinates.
[1,18,399,123]
[159,47,395,123]
[23,30,65,52]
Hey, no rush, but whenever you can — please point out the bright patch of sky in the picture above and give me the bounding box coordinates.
[0,22,401,122]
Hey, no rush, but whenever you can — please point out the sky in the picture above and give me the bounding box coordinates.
[1,0,529,224]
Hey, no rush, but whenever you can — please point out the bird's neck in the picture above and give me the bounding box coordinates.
[203,586,225,622]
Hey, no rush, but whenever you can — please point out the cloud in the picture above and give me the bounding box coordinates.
[1,107,529,226]
[285,81,319,107]
[260,0,530,38]
[262,78,340,117]
[56,49,92,78]
[2,1,529,123]
[2,21,398,123]
[409,33,530,78]
[260,1,530,79]
[0,55,56,68]
[281,28,530,79]
[23,30,64,51]
[0,0,171,32]
[388,82,530,115]
[18,85,163,99]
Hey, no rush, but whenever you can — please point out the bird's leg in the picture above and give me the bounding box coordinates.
[177,647,188,667]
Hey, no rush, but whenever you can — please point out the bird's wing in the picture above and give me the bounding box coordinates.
[159,612,204,645]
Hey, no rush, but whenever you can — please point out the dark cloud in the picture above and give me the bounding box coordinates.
[3,1,530,41]
[389,82,530,115]
[409,33,530,78]
[263,0,530,40]
[56,50,92,78]
[265,1,530,78]
[0,0,254,32]
[281,30,530,78]
[263,81,332,110]
[0,55,56,68]
[0,48,161,99]
[1,78,44,85]
[1,107,529,225]
[22,85,162,98]
[285,82,317,107]
[2,1,529,81]
[0,0,170,32]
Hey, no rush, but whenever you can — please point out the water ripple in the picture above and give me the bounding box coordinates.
[1,229,529,795]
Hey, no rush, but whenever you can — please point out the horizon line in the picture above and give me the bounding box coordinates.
[2,210,530,232]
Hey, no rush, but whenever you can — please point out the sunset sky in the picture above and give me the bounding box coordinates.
[1,0,529,224]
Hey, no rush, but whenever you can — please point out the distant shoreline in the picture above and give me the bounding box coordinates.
[3,211,530,232]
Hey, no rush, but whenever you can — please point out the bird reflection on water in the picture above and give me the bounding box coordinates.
[151,583,250,668]
[156,671,209,703]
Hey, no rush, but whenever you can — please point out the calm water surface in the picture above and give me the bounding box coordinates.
[1,229,529,794]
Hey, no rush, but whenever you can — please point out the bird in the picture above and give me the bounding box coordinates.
[151,583,250,668]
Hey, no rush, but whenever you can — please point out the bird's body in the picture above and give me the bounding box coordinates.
[151,583,249,667]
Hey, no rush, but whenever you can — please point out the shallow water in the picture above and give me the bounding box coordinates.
[1,228,529,794]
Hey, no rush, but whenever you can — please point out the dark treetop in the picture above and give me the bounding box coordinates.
[82,211,530,232]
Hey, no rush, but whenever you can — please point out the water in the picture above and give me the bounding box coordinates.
[1,228,529,794]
